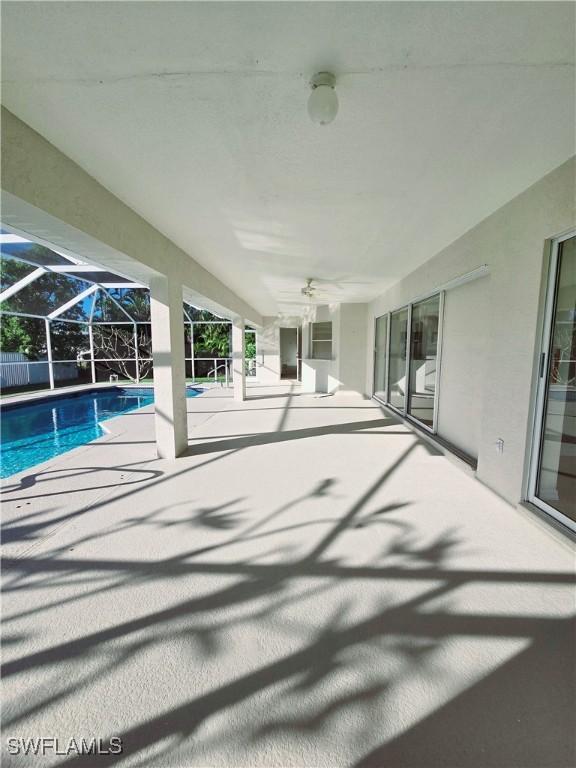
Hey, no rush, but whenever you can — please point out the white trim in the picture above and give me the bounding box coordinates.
[99,282,144,289]
[0,233,29,244]
[49,265,107,273]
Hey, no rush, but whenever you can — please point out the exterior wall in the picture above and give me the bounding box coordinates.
[301,303,367,395]
[437,276,488,458]
[257,315,301,384]
[365,157,575,505]
[337,303,368,395]
[302,305,340,393]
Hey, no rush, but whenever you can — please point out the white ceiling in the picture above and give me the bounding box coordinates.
[2,2,574,315]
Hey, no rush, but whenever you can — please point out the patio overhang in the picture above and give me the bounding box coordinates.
[1,108,263,329]
[1,107,263,458]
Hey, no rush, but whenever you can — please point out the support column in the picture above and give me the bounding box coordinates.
[88,323,96,384]
[232,317,246,401]
[150,276,187,459]
[133,323,140,383]
[44,318,55,389]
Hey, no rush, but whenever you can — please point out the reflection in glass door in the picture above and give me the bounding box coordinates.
[531,234,576,528]
[408,295,441,428]
[388,308,409,411]
[373,314,388,401]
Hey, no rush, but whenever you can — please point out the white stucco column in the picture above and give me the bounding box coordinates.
[232,317,246,401]
[150,275,188,459]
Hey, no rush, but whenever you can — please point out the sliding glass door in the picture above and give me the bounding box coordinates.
[388,308,409,411]
[376,294,442,431]
[530,233,575,528]
[373,314,388,401]
[408,295,441,428]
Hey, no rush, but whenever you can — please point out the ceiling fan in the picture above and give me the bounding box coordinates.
[277,278,328,302]
[279,276,372,302]
[301,278,322,298]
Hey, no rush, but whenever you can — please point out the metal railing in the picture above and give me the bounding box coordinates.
[207,360,230,386]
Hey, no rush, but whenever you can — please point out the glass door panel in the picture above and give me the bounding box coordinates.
[408,294,440,428]
[388,308,408,411]
[373,314,388,401]
[535,235,576,523]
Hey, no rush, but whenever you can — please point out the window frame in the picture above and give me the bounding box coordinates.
[372,291,444,434]
[526,229,576,533]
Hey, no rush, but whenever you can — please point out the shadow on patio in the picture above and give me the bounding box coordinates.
[2,426,574,767]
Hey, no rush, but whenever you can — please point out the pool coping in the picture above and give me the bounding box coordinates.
[0,381,206,411]
[0,384,211,482]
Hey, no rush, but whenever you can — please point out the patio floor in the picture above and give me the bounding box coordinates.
[1,384,575,767]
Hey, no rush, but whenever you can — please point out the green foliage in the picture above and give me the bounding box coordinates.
[49,321,89,361]
[1,271,89,319]
[192,323,231,357]
[0,315,39,358]
[0,256,33,293]
[185,306,225,322]
[1,255,87,359]
[118,289,150,321]
[245,334,256,359]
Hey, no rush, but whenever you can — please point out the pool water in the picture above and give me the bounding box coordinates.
[0,386,203,479]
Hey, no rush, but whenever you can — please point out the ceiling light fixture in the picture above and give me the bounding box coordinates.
[307,72,338,125]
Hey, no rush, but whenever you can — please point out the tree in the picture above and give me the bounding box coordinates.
[92,324,152,381]
[1,253,87,360]
[0,315,43,358]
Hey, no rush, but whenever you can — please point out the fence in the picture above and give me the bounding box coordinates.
[0,352,79,390]
[0,351,257,394]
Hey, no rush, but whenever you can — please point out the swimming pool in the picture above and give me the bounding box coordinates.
[0,386,203,479]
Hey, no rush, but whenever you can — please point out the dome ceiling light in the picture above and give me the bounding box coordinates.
[307,72,338,125]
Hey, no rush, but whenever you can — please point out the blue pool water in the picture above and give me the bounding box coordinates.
[0,386,203,479]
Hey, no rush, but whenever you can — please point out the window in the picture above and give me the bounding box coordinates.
[408,294,440,428]
[388,308,409,411]
[379,293,443,431]
[310,321,332,360]
[373,314,388,401]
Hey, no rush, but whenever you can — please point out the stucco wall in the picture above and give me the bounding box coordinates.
[337,304,368,396]
[437,276,489,459]
[257,315,302,384]
[365,157,575,505]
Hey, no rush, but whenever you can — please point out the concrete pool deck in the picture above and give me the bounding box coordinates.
[1,384,575,767]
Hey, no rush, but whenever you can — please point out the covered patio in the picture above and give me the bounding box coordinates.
[2,384,574,767]
[1,2,575,766]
